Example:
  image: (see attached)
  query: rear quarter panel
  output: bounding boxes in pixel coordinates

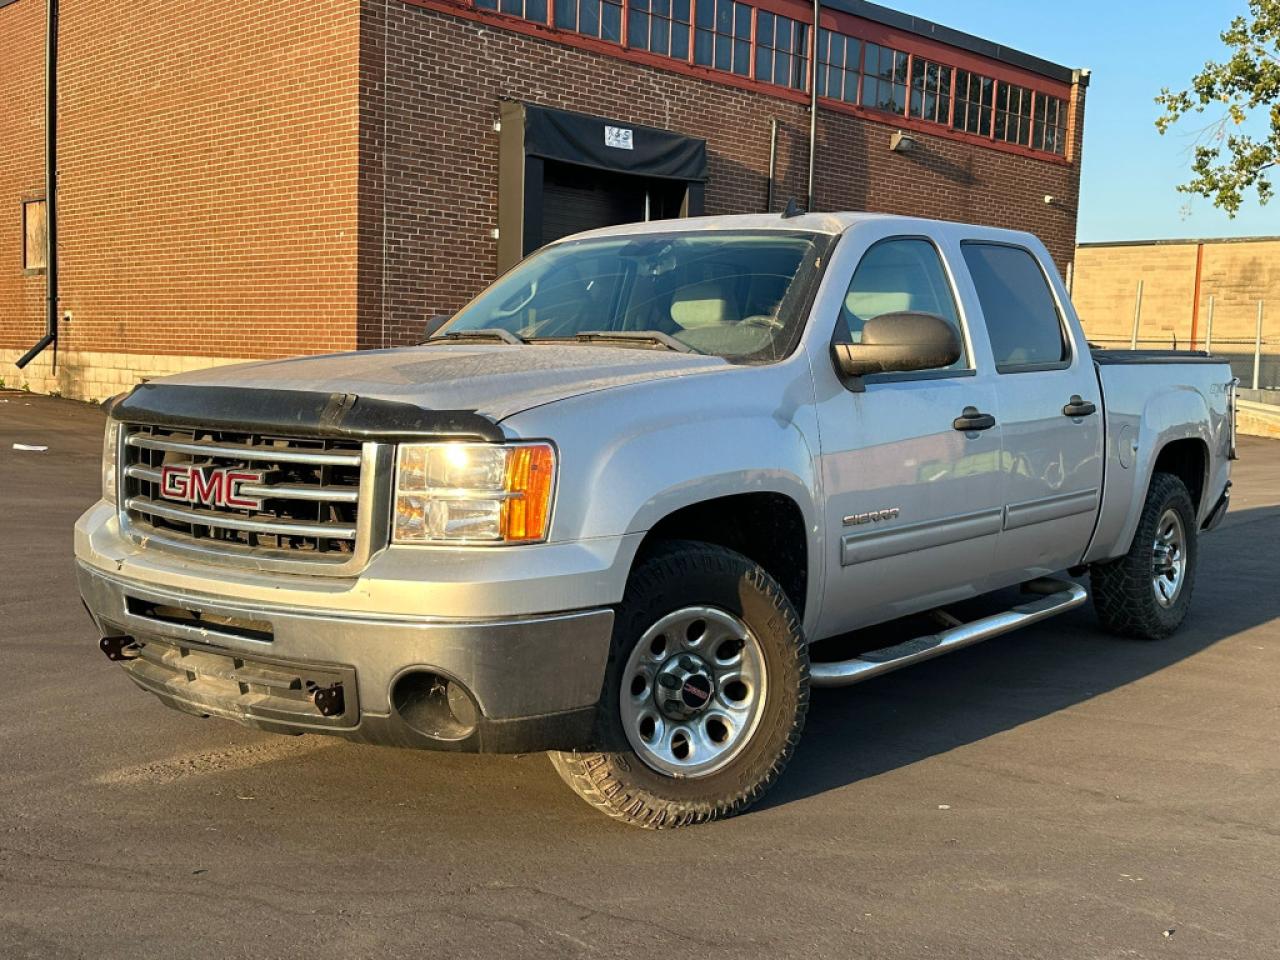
[1085,361,1233,563]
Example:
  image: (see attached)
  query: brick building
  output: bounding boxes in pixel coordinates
[1073,237,1280,390]
[2,0,1089,401]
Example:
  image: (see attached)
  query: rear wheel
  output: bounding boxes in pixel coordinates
[1091,472,1198,640]
[550,541,808,828]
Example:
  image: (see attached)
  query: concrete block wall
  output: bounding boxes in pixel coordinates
[1073,239,1280,354]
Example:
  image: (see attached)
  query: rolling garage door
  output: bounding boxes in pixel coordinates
[541,162,645,246]
[498,102,708,270]
[540,161,689,247]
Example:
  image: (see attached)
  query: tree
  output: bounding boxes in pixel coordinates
[1155,0,1280,216]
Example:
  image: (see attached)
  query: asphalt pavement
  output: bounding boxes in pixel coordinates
[2,394,1278,960]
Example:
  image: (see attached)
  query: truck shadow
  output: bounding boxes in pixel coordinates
[756,501,1280,813]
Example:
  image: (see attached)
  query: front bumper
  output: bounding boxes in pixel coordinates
[77,561,614,752]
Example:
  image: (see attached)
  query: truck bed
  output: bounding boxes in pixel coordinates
[1091,349,1224,365]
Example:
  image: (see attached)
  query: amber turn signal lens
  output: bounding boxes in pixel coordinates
[502,443,555,542]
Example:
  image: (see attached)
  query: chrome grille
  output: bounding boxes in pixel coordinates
[120,424,385,573]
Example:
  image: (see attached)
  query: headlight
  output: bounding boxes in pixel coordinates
[102,420,122,505]
[393,442,556,544]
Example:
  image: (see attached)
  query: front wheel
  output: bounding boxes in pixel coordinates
[550,541,809,829]
[1091,471,1199,640]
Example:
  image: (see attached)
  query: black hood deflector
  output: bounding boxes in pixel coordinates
[111,383,506,442]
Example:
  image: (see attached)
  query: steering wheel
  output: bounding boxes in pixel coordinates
[491,280,538,319]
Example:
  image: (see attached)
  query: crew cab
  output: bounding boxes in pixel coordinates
[76,213,1236,828]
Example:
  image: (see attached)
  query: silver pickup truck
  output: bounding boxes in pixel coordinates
[77,213,1236,828]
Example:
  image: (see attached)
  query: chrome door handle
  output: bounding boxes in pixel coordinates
[1063,395,1097,418]
[953,406,997,432]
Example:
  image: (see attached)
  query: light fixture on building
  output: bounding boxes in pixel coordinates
[889,131,917,154]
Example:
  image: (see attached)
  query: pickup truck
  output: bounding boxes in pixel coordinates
[76,213,1237,828]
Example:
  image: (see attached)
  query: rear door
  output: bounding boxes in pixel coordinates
[959,241,1104,584]
[812,233,1006,637]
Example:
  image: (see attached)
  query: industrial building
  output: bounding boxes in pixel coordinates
[2,0,1089,400]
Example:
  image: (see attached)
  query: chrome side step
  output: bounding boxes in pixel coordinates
[810,579,1089,688]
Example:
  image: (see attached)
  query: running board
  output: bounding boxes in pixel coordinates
[810,579,1089,688]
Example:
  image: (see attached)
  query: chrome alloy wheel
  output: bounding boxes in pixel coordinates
[1151,507,1187,608]
[619,606,767,779]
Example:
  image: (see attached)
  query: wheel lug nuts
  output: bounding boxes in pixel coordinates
[658,674,680,689]
[680,657,697,670]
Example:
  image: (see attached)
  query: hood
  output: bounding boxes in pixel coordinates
[158,343,730,421]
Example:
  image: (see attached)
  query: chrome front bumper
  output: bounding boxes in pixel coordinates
[77,562,614,752]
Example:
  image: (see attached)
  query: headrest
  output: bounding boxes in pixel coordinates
[844,290,912,319]
[670,281,740,329]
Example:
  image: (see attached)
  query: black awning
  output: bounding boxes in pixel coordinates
[519,103,708,182]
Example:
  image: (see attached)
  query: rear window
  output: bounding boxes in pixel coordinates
[961,242,1068,370]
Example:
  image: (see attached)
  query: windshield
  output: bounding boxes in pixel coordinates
[441,230,831,361]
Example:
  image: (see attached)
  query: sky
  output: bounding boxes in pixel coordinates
[893,0,1278,242]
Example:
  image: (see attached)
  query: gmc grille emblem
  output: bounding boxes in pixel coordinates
[159,464,265,511]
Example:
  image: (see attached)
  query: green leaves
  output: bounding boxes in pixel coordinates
[1154,0,1280,216]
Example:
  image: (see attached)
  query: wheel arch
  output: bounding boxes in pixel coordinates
[633,491,812,621]
[1151,437,1209,515]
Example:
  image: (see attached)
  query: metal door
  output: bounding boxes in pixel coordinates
[812,235,1007,638]
[959,240,1104,584]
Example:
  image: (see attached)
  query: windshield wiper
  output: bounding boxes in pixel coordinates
[534,331,695,353]
[426,328,526,345]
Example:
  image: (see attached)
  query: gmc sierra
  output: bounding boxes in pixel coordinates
[77,213,1236,828]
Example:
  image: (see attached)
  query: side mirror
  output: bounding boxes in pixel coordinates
[421,314,452,342]
[832,311,961,383]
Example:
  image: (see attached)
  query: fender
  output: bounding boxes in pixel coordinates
[501,359,826,632]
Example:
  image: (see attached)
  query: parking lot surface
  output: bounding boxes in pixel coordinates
[2,394,1279,960]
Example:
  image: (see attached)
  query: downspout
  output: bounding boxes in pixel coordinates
[806,0,818,212]
[16,0,59,371]
[766,118,778,212]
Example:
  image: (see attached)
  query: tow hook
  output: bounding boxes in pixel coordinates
[100,636,141,661]
[309,682,345,718]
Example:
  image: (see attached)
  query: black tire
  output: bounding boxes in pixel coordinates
[550,540,809,829]
[1091,472,1198,640]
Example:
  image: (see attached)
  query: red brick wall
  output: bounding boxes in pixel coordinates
[360,0,1085,348]
[5,0,363,368]
[0,0,48,362]
[6,0,1086,382]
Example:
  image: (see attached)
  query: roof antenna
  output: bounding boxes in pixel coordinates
[781,197,803,219]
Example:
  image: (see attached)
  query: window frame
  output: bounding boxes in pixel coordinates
[694,0,753,78]
[626,0,692,61]
[907,53,953,126]
[754,8,809,90]
[830,234,977,387]
[815,28,861,104]
[959,239,1075,375]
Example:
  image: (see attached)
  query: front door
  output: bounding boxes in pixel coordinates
[959,241,1104,584]
[813,236,1007,638]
